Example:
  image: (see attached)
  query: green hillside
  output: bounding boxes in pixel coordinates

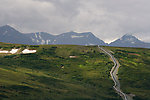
[1,42,150,100]
[105,46,150,100]
[0,43,121,100]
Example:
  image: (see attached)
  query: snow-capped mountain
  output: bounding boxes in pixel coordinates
[0,25,35,45]
[0,25,150,48]
[109,34,150,48]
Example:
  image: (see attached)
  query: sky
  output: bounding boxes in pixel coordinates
[0,0,150,43]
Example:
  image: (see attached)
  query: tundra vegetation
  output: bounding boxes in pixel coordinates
[105,46,150,100]
[0,42,149,100]
[0,43,121,100]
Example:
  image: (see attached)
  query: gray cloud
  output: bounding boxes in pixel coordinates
[0,0,150,43]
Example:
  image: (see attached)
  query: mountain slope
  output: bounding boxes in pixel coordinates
[26,31,106,45]
[109,34,150,48]
[25,32,55,45]
[0,25,35,45]
[52,31,106,45]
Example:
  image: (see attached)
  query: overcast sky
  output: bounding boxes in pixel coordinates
[0,0,150,43]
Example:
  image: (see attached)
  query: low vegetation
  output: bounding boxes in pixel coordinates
[1,42,149,100]
[0,43,121,100]
[105,46,150,100]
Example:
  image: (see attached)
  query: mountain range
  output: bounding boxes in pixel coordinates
[0,25,150,48]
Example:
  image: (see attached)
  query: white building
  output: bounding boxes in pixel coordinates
[22,49,37,54]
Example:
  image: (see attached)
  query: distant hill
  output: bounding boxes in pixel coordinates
[109,34,150,48]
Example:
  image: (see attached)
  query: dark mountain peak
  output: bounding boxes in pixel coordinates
[122,34,136,38]
[0,25,35,45]
[123,33,133,36]
[0,25,15,30]
[120,34,139,42]
[1,24,11,27]
[110,34,150,48]
[0,25,20,35]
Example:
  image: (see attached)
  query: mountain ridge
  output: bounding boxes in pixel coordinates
[0,25,149,48]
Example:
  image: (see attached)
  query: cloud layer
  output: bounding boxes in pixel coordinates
[0,0,150,43]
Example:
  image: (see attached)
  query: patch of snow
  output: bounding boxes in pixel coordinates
[41,40,45,44]
[85,44,88,46]
[38,33,42,39]
[22,49,36,54]
[46,40,51,44]
[0,50,9,53]
[10,49,19,54]
[46,40,48,44]
[69,56,77,58]
[89,43,96,45]
[35,33,38,38]
[52,40,56,43]
[131,42,135,44]
[36,40,39,43]
[71,35,85,38]
[31,38,35,42]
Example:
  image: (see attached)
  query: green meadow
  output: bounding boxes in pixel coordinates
[106,46,150,100]
[0,43,121,100]
[0,42,150,100]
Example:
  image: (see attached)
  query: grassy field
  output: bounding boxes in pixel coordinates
[105,46,150,100]
[0,43,121,100]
